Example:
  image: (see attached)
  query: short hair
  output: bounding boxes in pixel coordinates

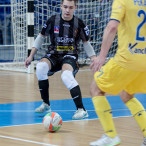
[61,0,78,6]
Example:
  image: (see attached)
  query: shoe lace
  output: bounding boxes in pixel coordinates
[39,103,49,110]
[74,108,83,114]
[74,110,79,114]
[40,103,45,109]
[99,134,111,144]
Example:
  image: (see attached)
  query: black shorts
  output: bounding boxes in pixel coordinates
[42,54,79,76]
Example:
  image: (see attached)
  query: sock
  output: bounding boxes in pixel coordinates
[126,97,146,137]
[38,79,50,105]
[70,85,85,110]
[92,96,117,138]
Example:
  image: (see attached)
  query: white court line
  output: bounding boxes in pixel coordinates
[79,69,90,71]
[0,109,131,112]
[0,115,132,128]
[0,135,58,146]
[0,68,90,76]
[0,74,27,76]
[49,69,91,72]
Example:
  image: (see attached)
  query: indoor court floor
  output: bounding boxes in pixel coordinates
[0,69,146,146]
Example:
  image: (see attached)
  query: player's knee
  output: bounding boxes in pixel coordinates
[120,90,133,103]
[61,70,78,90]
[36,62,49,80]
[90,82,104,97]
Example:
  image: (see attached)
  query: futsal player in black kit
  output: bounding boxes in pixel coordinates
[25,0,96,119]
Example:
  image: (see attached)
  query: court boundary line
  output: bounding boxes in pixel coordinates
[0,109,132,112]
[0,115,132,128]
[0,135,58,146]
[0,68,91,76]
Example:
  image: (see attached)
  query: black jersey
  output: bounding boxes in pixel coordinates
[41,14,90,55]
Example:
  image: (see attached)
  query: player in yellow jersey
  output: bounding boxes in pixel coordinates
[90,0,146,145]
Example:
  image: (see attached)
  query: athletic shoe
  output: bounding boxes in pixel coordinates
[90,134,121,146]
[142,137,146,146]
[35,102,51,113]
[72,108,89,120]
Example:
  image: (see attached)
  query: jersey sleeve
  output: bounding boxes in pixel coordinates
[79,19,90,42]
[41,16,54,36]
[110,0,126,22]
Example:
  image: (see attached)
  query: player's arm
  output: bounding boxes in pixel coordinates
[90,20,119,73]
[79,19,96,61]
[83,41,96,62]
[25,33,45,67]
[100,20,119,60]
[32,33,45,51]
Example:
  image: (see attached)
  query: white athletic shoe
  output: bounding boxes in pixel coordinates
[35,102,51,113]
[72,108,89,120]
[90,134,121,146]
[142,137,146,146]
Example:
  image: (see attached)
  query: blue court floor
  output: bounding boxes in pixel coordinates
[0,94,146,127]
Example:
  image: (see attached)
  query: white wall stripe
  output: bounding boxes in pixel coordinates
[27,13,34,25]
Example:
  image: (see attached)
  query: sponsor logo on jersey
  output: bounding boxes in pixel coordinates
[57,36,74,43]
[57,46,74,51]
[134,0,146,6]
[63,24,70,27]
[128,42,146,54]
[84,26,89,36]
[54,26,59,33]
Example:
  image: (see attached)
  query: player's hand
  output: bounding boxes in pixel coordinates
[90,55,96,63]
[25,57,33,68]
[90,56,105,73]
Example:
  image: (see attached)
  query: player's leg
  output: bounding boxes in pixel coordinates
[120,90,146,146]
[90,59,126,146]
[90,79,120,146]
[35,57,52,113]
[61,55,88,119]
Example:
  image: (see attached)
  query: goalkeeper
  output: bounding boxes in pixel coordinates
[25,0,96,120]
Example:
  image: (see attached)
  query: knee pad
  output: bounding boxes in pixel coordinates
[61,70,78,90]
[36,62,49,80]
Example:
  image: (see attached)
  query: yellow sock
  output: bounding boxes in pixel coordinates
[126,97,146,137]
[92,96,117,138]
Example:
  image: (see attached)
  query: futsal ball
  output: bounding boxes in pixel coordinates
[43,112,62,132]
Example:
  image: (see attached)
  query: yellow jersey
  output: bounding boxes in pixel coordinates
[110,0,146,71]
